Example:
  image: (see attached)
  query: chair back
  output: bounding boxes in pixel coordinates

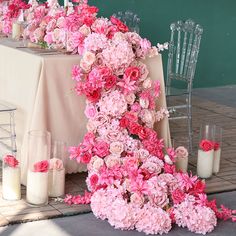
[113,11,140,33]
[166,19,203,90]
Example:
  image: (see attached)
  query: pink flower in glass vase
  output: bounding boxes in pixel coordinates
[93,141,110,158]
[49,158,64,170]
[199,139,214,152]
[3,155,19,168]
[213,142,220,151]
[33,160,49,172]
[176,146,188,159]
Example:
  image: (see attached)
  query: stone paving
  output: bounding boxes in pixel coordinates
[0,92,235,226]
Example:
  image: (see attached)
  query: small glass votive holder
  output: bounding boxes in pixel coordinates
[173,137,189,173]
[197,124,215,179]
[26,130,51,206]
[48,140,67,198]
[213,125,223,174]
[2,154,21,201]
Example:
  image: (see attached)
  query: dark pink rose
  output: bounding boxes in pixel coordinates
[124,66,141,81]
[80,152,92,164]
[93,141,110,158]
[3,155,19,168]
[110,16,129,32]
[86,89,101,103]
[33,160,49,172]
[199,139,214,152]
[89,174,99,190]
[104,75,117,90]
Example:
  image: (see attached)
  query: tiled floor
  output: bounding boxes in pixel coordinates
[0,87,235,226]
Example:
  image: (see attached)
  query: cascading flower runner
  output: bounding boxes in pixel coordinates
[0,0,235,234]
[63,1,236,235]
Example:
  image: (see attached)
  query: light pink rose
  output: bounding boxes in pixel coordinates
[141,109,155,125]
[109,141,124,155]
[49,158,64,170]
[56,16,65,28]
[93,157,104,171]
[86,120,97,133]
[105,154,121,168]
[85,104,97,119]
[134,148,150,161]
[80,60,91,72]
[125,93,136,105]
[83,51,96,66]
[33,28,45,43]
[175,146,188,158]
[142,78,152,89]
[79,24,91,36]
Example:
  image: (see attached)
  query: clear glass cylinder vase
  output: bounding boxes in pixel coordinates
[197,124,215,179]
[213,125,222,174]
[26,130,51,206]
[2,155,21,201]
[48,140,66,197]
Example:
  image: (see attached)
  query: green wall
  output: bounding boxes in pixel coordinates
[60,0,236,88]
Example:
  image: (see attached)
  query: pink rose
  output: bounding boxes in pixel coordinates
[175,146,188,158]
[104,75,117,90]
[142,78,152,89]
[92,157,104,171]
[79,24,91,36]
[86,89,101,103]
[3,155,19,168]
[49,158,64,170]
[93,141,110,158]
[105,154,121,168]
[56,17,65,28]
[171,189,186,204]
[89,173,99,190]
[33,160,49,172]
[125,93,136,105]
[124,66,140,81]
[80,60,91,72]
[109,142,124,155]
[80,152,92,164]
[199,140,214,152]
[110,16,129,33]
[85,104,97,119]
[83,51,96,66]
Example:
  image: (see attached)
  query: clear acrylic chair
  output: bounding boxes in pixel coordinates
[166,19,203,153]
[0,101,17,155]
[113,10,140,33]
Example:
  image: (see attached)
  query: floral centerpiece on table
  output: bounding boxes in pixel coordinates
[63,1,236,235]
[0,0,30,35]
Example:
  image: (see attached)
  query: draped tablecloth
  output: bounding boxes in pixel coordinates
[0,39,171,185]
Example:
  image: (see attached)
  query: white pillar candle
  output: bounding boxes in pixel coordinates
[12,22,22,40]
[213,148,221,174]
[2,167,21,200]
[26,170,48,206]
[175,156,188,173]
[197,149,214,178]
[48,168,65,197]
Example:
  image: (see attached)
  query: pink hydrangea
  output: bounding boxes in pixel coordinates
[135,202,172,235]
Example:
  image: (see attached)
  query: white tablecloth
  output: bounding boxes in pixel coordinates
[0,38,171,185]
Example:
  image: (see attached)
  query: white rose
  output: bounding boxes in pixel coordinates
[164,154,173,165]
[80,59,91,72]
[105,154,121,168]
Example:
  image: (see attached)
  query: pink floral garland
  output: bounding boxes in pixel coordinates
[0,0,235,234]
